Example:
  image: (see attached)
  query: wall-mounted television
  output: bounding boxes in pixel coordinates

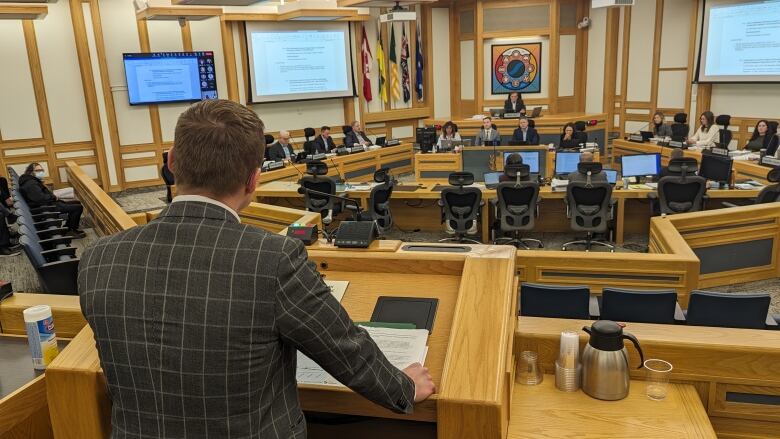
[123,51,218,105]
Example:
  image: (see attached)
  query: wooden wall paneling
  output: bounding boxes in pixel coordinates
[220,18,240,102]
[237,22,248,104]
[66,0,111,190]
[685,0,700,118]
[618,5,631,137]
[424,5,434,113]
[474,0,483,113]
[132,18,164,187]
[547,0,559,114]
[22,20,60,187]
[649,0,663,121]
[574,0,588,112]
[181,21,193,52]
[85,0,124,192]
[449,6,461,118]
[603,7,620,132]
[696,83,712,115]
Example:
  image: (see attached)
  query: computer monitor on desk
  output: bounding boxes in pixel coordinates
[504,151,539,174]
[554,152,580,176]
[604,169,618,184]
[699,153,733,185]
[621,153,661,179]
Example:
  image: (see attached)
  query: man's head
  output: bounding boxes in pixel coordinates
[168,99,264,211]
[580,151,595,163]
[518,117,529,129]
[351,120,361,132]
[278,130,291,145]
[482,117,492,130]
[670,148,684,160]
[321,126,330,137]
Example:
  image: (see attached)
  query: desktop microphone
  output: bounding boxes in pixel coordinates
[328,157,347,183]
[296,186,363,221]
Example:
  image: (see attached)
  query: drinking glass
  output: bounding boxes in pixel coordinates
[516,351,543,385]
[644,359,673,400]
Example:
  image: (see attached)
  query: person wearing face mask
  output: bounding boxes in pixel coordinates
[18,163,85,238]
[474,117,501,146]
[0,176,20,256]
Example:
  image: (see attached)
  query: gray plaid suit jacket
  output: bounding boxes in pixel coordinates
[79,200,415,439]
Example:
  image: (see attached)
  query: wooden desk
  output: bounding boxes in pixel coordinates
[256,143,414,185]
[425,113,609,152]
[508,377,715,438]
[0,293,85,338]
[516,316,780,439]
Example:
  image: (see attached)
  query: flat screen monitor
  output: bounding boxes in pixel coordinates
[699,153,733,182]
[483,172,502,186]
[604,169,618,184]
[555,152,581,175]
[504,151,539,173]
[621,154,661,178]
[123,52,218,105]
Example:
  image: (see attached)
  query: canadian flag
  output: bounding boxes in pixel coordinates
[361,26,373,103]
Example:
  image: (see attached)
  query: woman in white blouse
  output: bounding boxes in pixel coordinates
[687,111,720,149]
[436,121,462,152]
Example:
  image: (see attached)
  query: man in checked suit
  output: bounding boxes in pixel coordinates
[78,99,435,439]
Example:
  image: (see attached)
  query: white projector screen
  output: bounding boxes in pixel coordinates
[245,22,356,103]
[697,0,780,83]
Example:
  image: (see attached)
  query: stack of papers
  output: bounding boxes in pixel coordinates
[324,280,349,302]
[296,326,429,387]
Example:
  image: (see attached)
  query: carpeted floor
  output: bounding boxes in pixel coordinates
[2,179,779,315]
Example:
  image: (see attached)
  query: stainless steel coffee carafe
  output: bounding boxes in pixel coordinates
[581,320,644,401]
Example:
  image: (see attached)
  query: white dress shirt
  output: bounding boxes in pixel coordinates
[172,194,241,222]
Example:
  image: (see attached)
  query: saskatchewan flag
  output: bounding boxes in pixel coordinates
[389,24,401,101]
[376,24,387,104]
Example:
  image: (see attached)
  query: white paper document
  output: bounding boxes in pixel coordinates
[323,280,349,302]
[296,326,429,387]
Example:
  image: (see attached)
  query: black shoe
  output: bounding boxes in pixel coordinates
[0,246,21,256]
[67,229,87,239]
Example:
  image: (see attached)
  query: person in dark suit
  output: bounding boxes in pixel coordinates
[344,120,372,147]
[308,125,337,154]
[78,100,435,439]
[18,163,85,238]
[268,130,295,161]
[567,151,607,183]
[503,92,526,115]
[511,117,540,145]
[558,123,581,150]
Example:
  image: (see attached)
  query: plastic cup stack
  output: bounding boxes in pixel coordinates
[555,330,581,392]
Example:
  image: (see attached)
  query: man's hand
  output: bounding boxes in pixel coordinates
[403,362,436,403]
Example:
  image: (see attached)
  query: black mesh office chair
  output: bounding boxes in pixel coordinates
[161,151,174,203]
[671,113,689,142]
[562,163,614,252]
[298,161,340,225]
[766,121,779,157]
[685,291,771,329]
[493,164,543,249]
[600,288,680,324]
[655,158,706,214]
[302,127,316,155]
[263,134,274,162]
[360,168,394,234]
[519,283,594,319]
[574,121,588,145]
[724,167,780,207]
[439,172,482,244]
[716,114,733,147]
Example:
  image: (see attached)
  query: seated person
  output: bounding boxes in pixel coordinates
[687,111,720,149]
[567,151,607,183]
[0,177,20,256]
[436,121,462,151]
[511,117,540,145]
[268,130,295,162]
[500,153,531,182]
[474,117,501,146]
[344,120,373,147]
[19,163,85,238]
[659,148,684,178]
[652,111,673,138]
[559,123,581,150]
[744,120,779,153]
[503,92,526,114]
[309,125,337,154]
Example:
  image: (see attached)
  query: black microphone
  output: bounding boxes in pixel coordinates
[362,125,379,146]
[329,157,346,183]
[297,186,362,221]
[289,158,305,183]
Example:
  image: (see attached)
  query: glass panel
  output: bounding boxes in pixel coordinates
[483,5,550,32]
[459,9,474,35]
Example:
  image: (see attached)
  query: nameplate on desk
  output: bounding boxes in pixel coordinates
[503,113,522,119]
[657,141,670,147]
[348,146,366,154]
[760,156,780,167]
[385,138,401,147]
[264,161,284,170]
[310,153,326,160]
[628,134,644,143]
[712,148,730,156]
[668,141,684,148]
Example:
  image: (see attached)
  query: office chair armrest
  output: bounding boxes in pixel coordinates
[647,192,658,200]
[589,295,601,319]
[674,302,686,323]
[33,218,65,229]
[35,227,69,240]
[41,247,77,262]
[38,236,74,250]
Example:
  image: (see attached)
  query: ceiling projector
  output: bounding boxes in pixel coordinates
[380,2,416,23]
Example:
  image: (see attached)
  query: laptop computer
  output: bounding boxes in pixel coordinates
[640,131,654,141]
[604,169,618,185]
[529,107,542,118]
[375,136,386,147]
[490,108,506,119]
